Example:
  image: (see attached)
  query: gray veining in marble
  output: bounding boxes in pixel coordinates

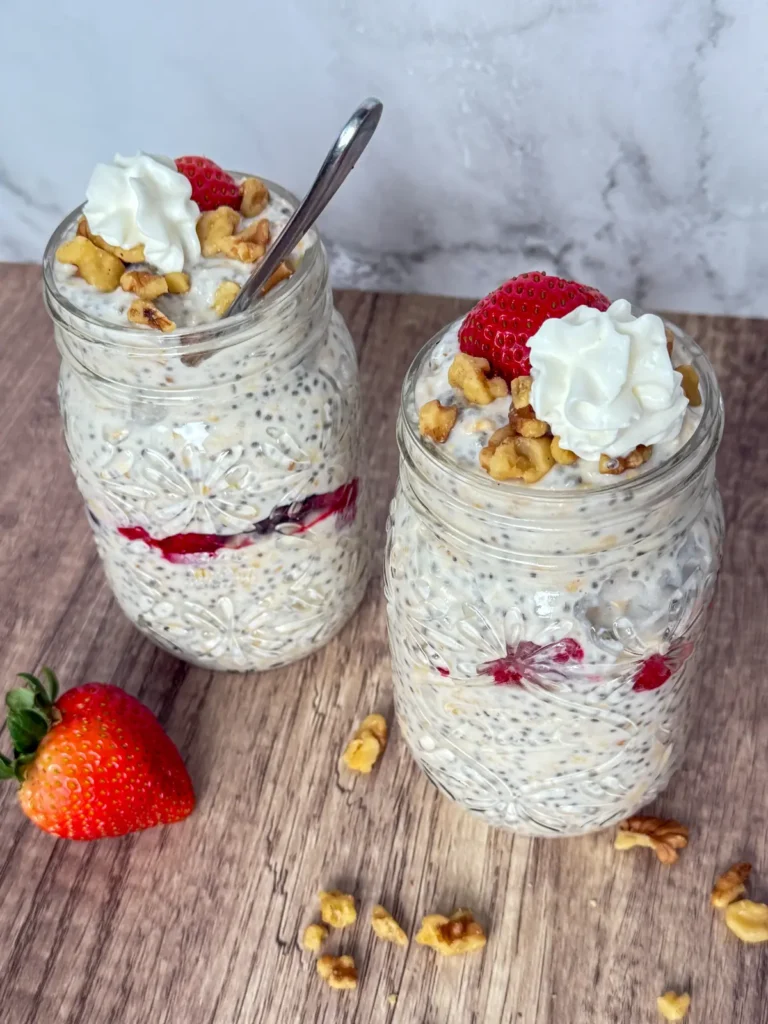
[3,0,768,315]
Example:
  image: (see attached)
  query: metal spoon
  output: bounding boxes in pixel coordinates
[226,97,383,317]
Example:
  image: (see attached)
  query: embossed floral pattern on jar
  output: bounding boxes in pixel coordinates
[385,315,724,837]
[44,181,370,672]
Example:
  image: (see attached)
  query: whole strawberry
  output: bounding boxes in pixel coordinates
[175,155,241,212]
[0,669,195,840]
[459,271,611,381]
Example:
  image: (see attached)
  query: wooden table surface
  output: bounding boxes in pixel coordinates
[0,264,766,1024]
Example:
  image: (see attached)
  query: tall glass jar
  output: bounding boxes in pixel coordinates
[385,317,724,837]
[43,185,370,672]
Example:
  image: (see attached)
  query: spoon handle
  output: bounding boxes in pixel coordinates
[226,97,383,316]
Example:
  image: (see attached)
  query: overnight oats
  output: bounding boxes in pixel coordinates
[43,153,369,671]
[385,272,724,836]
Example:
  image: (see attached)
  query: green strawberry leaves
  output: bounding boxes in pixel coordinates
[1,668,60,784]
[17,668,59,707]
[7,709,49,756]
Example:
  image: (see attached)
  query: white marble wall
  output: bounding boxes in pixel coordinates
[3,0,768,315]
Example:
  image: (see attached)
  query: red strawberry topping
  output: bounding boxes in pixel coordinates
[458,271,611,381]
[117,480,358,564]
[175,156,241,212]
[480,638,584,686]
[632,654,671,692]
[632,640,694,693]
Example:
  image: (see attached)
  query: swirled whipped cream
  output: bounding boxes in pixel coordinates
[528,299,689,460]
[83,153,201,274]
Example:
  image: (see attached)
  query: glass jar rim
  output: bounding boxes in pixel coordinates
[42,175,322,358]
[398,311,724,507]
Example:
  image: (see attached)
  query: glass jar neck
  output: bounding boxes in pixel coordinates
[396,319,724,566]
[43,205,331,392]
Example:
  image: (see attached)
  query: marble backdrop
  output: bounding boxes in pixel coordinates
[3,0,767,315]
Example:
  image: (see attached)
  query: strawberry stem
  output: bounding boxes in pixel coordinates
[1,668,60,783]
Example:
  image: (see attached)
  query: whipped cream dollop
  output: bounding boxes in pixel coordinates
[528,299,689,461]
[83,153,201,274]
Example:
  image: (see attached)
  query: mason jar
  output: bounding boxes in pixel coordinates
[43,184,370,672]
[385,316,724,837]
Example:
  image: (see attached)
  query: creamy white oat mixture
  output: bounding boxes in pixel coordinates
[48,155,368,671]
[386,311,723,836]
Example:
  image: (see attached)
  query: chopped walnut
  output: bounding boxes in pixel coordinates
[215,235,265,263]
[516,436,556,480]
[483,436,555,484]
[256,218,271,245]
[262,261,295,294]
[164,271,191,294]
[657,991,691,1021]
[665,326,675,358]
[371,905,408,946]
[599,454,624,475]
[479,422,519,474]
[628,445,653,467]
[676,364,702,407]
[127,299,175,332]
[56,236,124,292]
[614,816,688,865]
[120,270,168,301]
[319,890,357,929]
[714,863,751,908]
[551,436,578,465]
[359,713,387,750]
[509,404,549,438]
[599,445,652,475]
[342,731,380,773]
[510,375,532,410]
[211,281,240,317]
[419,400,458,443]
[77,216,145,263]
[724,899,768,942]
[342,713,387,773]
[488,376,508,399]
[711,862,751,909]
[488,424,515,448]
[415,909,486,956]
[237,217,271,246]
[196,206,241,257]
[317,954,358,990]
[448,353,500,405]
[302,923,329,952]
[240,176,270,217]
[482,440,522,480]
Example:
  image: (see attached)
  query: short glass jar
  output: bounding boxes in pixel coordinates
[385,316,724,837]
[43,182,370,672]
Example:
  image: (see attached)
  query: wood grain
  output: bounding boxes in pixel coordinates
[0,264,766,1024]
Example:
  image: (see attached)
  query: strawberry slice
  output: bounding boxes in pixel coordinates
[175,155,241,212]
[459,271,610,381]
